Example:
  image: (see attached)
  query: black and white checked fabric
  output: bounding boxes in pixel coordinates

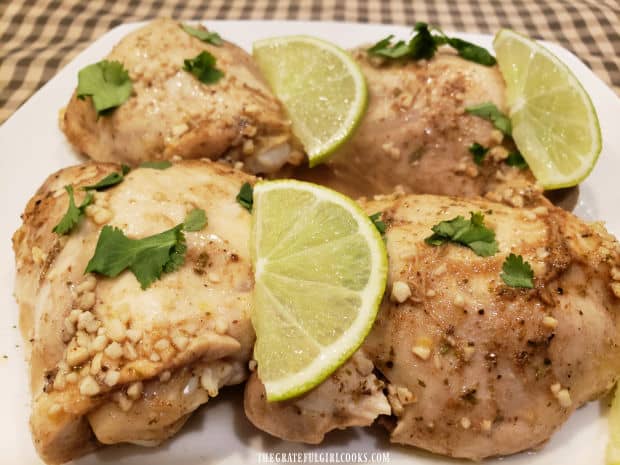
[1,0,619,123]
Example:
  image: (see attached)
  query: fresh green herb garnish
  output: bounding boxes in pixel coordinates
[236,182,253,212]
[368,22,495,66]
[444,37,496,66]
[469,142,489,165]
[506,151,528,169]
[181,24,223,45]
[501,253,534,288]
[425,211,498,257]
[83,165,130,191]
[369,212,386,235]
[183,208,208,232]
[85,225,185,289]
[183,51,224,84]
[84,209,206,289]
[139,160,172,170]
[466,102,512,135]
[77,60,133,114]
[367,35,401,57]
[368,23,438,60]
[53,185,94,235]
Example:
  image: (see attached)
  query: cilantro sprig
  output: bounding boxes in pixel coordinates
[506,151,528,169]
[466,102,512,135]
[184,208,208,231]
[501,253,534,288]
[368,22,496,66]
[368,23,438,60]
[425,211,498,257]
[183,51,224,84]
[236,183,253,212]
[181,24,223,45]
[53,185,94,235]
[85,208,207,289]
[83,165,130,191]
[77,60,133,115]
[445,37,496,66]
[369,212,386,235]
[469,142,489,165]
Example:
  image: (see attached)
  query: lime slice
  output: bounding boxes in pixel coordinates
[608,384,620,465]
[253,36,367,167]
[251,180,387,401]
[493,29,601,189]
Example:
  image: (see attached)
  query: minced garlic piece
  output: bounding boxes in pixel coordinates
[557,389,572,408]
[542,316,558,329]
[391,281,412,303]
[412,345,431,360]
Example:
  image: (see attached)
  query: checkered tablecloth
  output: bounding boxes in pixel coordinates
[1,0,619,124]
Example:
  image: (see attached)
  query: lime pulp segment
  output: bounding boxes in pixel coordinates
[251,180,387,401]
[493,29,601,189]
[253,36,368,167]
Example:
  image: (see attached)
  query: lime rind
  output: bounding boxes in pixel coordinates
[251,180,387,401]
[493,28,601,189]
[253,35,368,168]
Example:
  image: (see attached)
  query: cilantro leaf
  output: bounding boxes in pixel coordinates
[85,208,208,289]
[506,151,528,169]
[83,172,123,191]
[367,35,397,56]
[425,211,498,257]
[501,253,534,288]
[183,51,224,85]
[369,212,386,235]
[466,102,512,135]
[83,165,130,191]
[446,37,496,66]
[236,182,253,212]
[409,22,442,59]
[184,208,207,232]
[139,160,172,170]
[85,224,186,289]
[368,23,495,66]
[469,142,489,165]
[77,60,133,114]
[181,24,223,45]
[53,185,94,235]
[368,23,438,60]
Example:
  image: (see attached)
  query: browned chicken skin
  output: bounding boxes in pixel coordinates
[245,193,620,459]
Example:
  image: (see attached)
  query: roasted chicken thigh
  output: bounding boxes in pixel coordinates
[13,160,254,463]
[293,49,538,204]
[245,193,620,459]
[61,18,300,173]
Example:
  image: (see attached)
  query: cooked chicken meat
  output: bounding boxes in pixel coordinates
[245,193,620,459]
[61,18,301,173]
[13,160,255,464]
[245,351,390,443]
[293,49,538,204]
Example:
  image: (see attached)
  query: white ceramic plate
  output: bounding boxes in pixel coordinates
[1,20,619,465]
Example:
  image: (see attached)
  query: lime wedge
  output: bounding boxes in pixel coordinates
[251,180,387,401]
[608,384,620,465]
[253,36,367,167]
[493,29,601,189]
